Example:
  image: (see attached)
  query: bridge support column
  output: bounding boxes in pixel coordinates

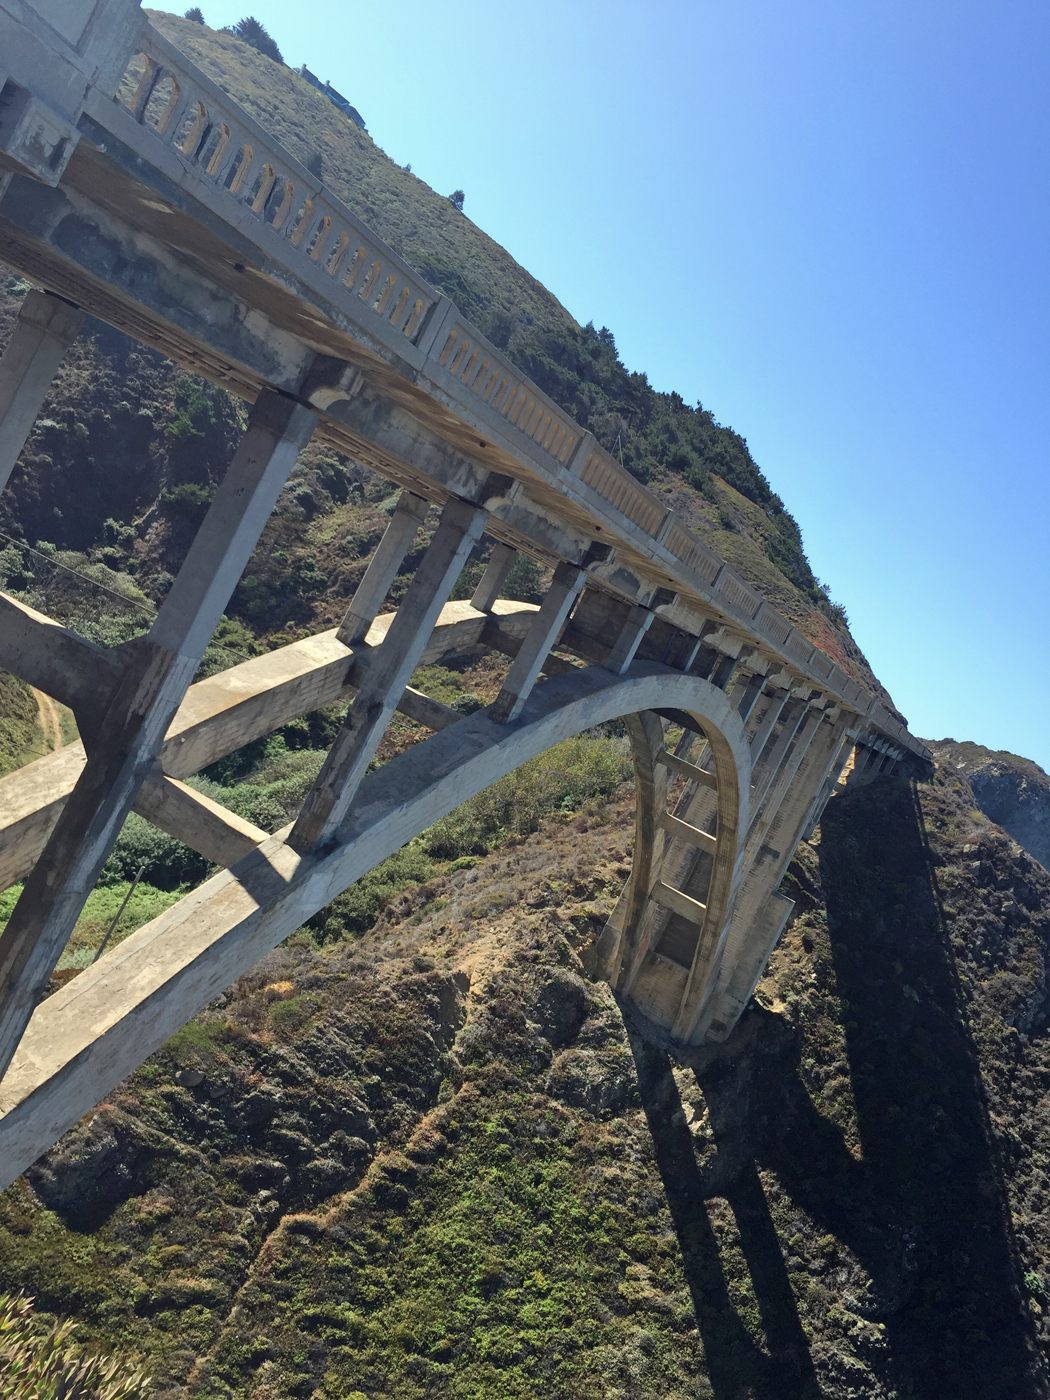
[470,541,518,613]
[728,669,767,722]
[749,699,807,809]
[289,496,488,851]
[490,561,585,723]
[0,391,317,1080]
[800,730,856,841]
[336,490,430,645]
[604,710,668,987]
[605,604,656,675]
[0,290,84,494]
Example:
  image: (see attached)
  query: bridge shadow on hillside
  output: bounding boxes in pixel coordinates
[629,776,1045,1400]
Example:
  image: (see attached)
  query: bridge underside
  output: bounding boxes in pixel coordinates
[0,576,869,1191]
[0,0,927,1189]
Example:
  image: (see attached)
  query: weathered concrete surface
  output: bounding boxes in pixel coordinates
[290,497,488,851]
[0,392,318,1078]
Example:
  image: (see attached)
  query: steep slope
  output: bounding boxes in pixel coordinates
[4,755,1050,1398]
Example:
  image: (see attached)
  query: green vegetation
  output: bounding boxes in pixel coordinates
[307,732,632,942]
[225,16,282,65]
[0,667,39,777]
[1,758,1049,1395]
[423,734,632,858]
[490,317,822,598]
[0,1292,150,1399]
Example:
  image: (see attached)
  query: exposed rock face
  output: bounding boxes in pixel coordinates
[928,739,1050,870]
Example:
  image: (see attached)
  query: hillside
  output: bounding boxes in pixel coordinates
[3,755,1050,1397]
[147,10,882,693]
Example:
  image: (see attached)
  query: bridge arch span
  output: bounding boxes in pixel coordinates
[0,661,749,1189]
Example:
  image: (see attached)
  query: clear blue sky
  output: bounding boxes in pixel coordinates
[199,0,1050,768]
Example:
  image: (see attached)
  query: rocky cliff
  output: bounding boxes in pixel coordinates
[929,740,1050,873]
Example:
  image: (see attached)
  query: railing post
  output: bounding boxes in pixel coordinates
[0,291,84,495]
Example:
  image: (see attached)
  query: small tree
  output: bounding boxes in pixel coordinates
[0,1293,151,1399]
[448,189,465,212]
[183,6,205,21]
[229,16,284,64]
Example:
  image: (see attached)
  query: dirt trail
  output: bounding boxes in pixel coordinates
[31,688,63,752]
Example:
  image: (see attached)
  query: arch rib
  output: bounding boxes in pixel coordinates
[0,661,749,1191]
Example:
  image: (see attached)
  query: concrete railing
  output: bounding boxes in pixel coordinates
[96,21,928,765]
[114,28,437,345]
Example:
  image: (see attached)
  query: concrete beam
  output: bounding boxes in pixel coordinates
[135,770,269,868]
[655,747,718,791]
[490,561,586,723]
[336,490,429,645]
[0,599,541,892]
[0,391,317,1079]
[396,686,462,732]
[698,714,849,1041]
[602,710,668,990]
[605,604,656,676]
[658,810,718,852]
[749,700,807,811]
[747,689,789,766]
[0,590,123,722]
[470,541,518,613]
[651,880,707,923]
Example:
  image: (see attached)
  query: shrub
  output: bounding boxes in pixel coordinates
[100,813,210,891]
[270,995,312,1034]
[159,482,213,516]
[165,379,218,443]
[0,1291,150,1399]
[502,553,544,603]
[305,844,436,942]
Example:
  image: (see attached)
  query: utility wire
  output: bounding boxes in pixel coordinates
[0,527,156,616]
[92,863,148,964]
[0,529,257,668]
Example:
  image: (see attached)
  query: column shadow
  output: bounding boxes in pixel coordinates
[663,776,1046,1400]
[629,1030,821,1400]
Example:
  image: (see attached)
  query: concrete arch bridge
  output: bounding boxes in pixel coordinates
[0,0,931,1188]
